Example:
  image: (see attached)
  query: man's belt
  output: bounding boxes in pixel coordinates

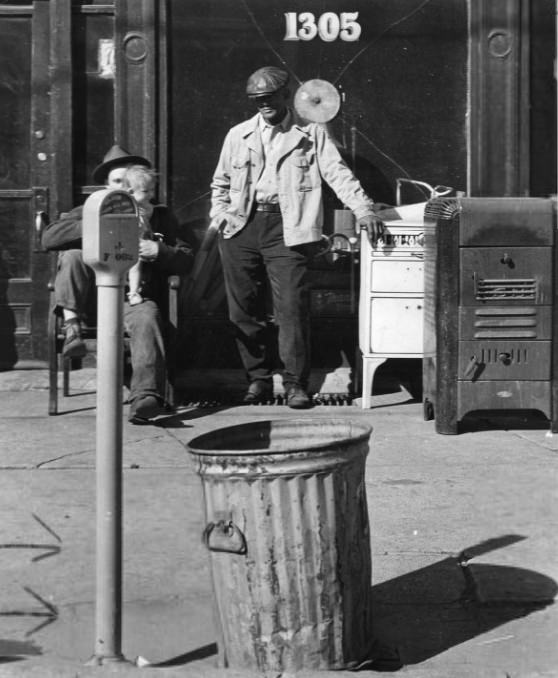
[255,202,281,213]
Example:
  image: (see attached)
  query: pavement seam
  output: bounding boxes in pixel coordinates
[161,428,189,448]
[509,430,558,453]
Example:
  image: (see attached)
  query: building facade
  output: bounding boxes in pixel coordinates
[0,0,554,371]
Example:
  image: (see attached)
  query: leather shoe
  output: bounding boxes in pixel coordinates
[128,395,166,424]
[285,385,311,409]
[243,380,273,404]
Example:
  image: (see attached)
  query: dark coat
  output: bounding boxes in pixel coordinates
[42,203,194,306]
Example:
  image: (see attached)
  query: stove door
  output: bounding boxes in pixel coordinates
[458,340,551,381]
[460,247,553,306]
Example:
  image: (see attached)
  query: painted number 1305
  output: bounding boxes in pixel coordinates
[284,12,361,42]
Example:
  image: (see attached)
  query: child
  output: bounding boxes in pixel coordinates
[122,165,158,305]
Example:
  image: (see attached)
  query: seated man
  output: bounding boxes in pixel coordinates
[42,145,194,424]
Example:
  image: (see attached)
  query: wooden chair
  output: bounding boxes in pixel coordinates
[47,274,181,415]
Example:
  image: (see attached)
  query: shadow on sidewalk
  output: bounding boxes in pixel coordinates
[0,639,42,664]
[156,404,233,428]
[146,535,556,672]
[154,642,218,667]
[371,534,557,666]
[459,409,552,433]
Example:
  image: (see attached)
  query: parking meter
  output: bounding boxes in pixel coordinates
[82,188,139,665]
[83,189,138,284]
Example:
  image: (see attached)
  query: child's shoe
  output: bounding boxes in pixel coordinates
[127,292,144,306]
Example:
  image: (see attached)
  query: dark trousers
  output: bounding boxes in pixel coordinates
[219,212,312,388]
[54,249,167,404]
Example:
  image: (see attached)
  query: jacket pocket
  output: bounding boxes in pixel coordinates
[290,154,313,192]
[231,153,252,191]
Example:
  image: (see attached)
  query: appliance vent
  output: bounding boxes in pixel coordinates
[476,278,537,301]
[480,347,529,364]
[472,307,538,339]
[424,197,460,221]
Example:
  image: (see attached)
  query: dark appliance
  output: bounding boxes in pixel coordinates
[423,197,558,434]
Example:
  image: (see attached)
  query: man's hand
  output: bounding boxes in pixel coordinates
[222,213,244,232]
[139,239,159,261]
[357,214,385,242]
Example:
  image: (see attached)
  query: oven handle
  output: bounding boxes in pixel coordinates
[463,356,480,380]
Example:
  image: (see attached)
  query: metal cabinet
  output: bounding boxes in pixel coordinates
[422,197,558,434]
[358,220,424,408]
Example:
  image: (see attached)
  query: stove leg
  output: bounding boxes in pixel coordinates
[361,357,387,409]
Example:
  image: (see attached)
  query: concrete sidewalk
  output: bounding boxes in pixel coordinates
[0,368,557,678]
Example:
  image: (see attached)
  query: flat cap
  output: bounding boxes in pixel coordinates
[246,67,289,97]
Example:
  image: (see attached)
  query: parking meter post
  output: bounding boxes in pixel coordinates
[94,281,125,662]
[82,189,138,665]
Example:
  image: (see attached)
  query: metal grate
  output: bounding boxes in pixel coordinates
[177,392,355,408]
[475,278,537,301]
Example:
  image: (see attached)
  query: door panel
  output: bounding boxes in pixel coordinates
[369,298,423,354]
[0,4,50,367]
[72,6,115,193]
[0,1,160,367]
[371,259,423,293]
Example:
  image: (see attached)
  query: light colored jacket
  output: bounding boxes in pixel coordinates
[210,111,375,246]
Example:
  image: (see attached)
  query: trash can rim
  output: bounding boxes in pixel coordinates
[186,417,372,456]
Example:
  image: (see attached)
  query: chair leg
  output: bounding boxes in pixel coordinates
[48,310,59,416]
[63,357,71,397]
[48,352,59,416]
[165,275,180,409]
[165,379,175,410]
[164,332,176,409]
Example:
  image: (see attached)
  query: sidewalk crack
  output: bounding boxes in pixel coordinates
[34,449,92,468]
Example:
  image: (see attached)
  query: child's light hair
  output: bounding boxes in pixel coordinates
[122,165,158,191]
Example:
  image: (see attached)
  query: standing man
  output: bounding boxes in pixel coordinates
[210,66,383,408]
[42,145,194,424]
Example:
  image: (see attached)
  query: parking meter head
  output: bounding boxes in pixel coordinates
[82,189,139,284]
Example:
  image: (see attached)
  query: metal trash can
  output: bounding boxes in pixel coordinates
[187,418,373,673]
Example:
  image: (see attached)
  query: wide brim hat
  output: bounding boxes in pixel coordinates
[92,144,151,184]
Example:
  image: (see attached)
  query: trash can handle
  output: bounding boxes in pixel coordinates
[203,520,247,555]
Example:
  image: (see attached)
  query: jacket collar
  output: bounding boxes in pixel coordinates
[242,110,311,158]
